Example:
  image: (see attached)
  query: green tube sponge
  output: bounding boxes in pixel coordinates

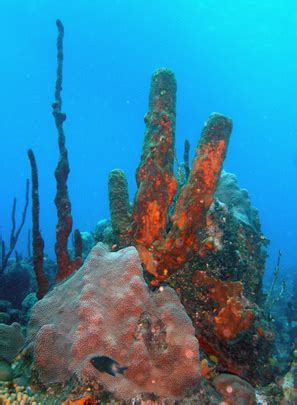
[108,169,131,246]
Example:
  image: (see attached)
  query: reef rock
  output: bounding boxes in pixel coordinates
[213,373,256,405]
[0,322,24,363]
[26,243,200,400]
[215,170,260,231]
[0,359,13,382]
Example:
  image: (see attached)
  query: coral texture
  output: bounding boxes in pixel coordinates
[26,243,200,400]
[0,322,24,363]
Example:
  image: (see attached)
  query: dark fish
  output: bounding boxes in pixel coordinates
[90,355,128,377]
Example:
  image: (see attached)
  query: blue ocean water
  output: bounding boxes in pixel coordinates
[0,0,296,285]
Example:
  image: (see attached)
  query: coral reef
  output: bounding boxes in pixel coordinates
[26,243,200,401]
[101,68,271,384]
[1,19,289,404]
[167,196,272,384]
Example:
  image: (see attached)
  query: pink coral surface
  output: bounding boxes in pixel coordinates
[27,243,199,400]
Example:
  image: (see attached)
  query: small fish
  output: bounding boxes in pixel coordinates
[90,356,128,377]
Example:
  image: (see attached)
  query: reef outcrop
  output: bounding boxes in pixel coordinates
[0,18,287,403]
[26,243,200,401]
[0,322,24,363]
[213,373,256,405]
[106,68,271,385]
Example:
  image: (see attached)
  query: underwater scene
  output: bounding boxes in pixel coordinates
[0,1,296,404]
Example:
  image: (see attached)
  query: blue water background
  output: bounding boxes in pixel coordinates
[0,0,296,284]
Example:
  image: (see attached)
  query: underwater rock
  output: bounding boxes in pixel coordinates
[42,256,58,289]
[26,243,200,401]
[0,300,12,313]
[0,261,33,308]
[0,322,24,363]
[0,313,10,324]
[215,170,261,231]
[213,373,256,405]
[79,231,96,259]
[199,193,268,301]
[0,360,13,382]
[21,293,38,324]
[279,350,297,405]
[22,293,38,312]
[166,179,272,384]
[7,309,21,323]
[94,219,115,246]
[0,300,21,324]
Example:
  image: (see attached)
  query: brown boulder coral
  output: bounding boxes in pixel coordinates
[26,243,200,401]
